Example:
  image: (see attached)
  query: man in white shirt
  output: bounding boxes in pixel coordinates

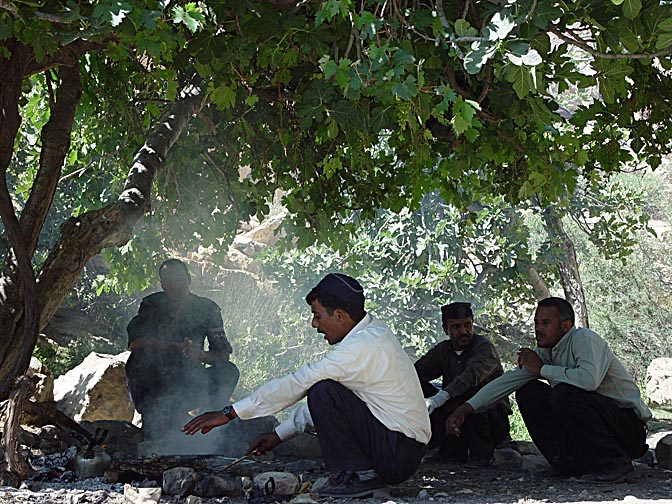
[183,273,430,498]
[446,297,650,483]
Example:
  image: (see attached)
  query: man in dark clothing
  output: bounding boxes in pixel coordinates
[125,259,239,441]
[415,302,510,464]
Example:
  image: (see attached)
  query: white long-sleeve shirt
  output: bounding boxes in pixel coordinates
[467,326,651,422]
[234,314,431,443]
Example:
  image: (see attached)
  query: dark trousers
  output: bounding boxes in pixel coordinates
[515,380,647,475]
[307,380,426,484]
[421,382,509,461]
[429,401,509,461]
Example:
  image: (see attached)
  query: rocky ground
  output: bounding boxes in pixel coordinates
[1,448,671,504]
[0,455,671,504]
[1,418,671,504]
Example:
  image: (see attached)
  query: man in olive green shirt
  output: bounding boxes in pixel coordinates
[447,297,650,483]
[415,302,509,464]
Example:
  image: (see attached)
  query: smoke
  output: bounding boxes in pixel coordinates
[127,244,324,457]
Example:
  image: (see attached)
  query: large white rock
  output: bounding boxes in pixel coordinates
[646,357,672,410]
[54,352,134,422]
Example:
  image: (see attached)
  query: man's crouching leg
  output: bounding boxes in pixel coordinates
[307,380,425,497]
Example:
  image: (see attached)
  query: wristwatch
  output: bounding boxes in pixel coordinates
[222,405,235,420]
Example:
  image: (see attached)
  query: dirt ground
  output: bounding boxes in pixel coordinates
[1,419,671,504]
[391,457,672,503]
[1,450,671,504]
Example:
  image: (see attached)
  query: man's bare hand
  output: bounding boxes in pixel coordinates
[182,338,203,362]
[246,432,282,455]
[517,348,543,376]
[182,411,229,435]
[446,403,474,437]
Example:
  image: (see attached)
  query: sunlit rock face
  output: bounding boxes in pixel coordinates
[54,352,134,423]
[647,358,672,410]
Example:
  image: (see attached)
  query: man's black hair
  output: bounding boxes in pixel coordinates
[159,258,190,278]
[538,297,575,324]
[305,273,366,323]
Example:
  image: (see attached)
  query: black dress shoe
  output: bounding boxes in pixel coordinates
[317,472,386,498]
[579,462,634,483]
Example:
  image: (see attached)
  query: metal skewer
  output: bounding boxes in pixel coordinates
[220,452,257,471]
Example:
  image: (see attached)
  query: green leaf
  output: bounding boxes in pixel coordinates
[504,64,538,98]
[209,83,236,110]
[506,41,531,56]
[532,0,562,29]
[594,59,632,103]
[451,97,479,137]
[455,19,476,37]
[527,97,554,125]
[172,4,205,33]
[521,49,542,66]
[622,0,642,20]
[618,27,641,52]
[464,41,497,74]
[508,48,542,66]
[371,106,394,131]
[656,33,672,50]
[0,14,13,40]
[315,0,352,27]
[93,0,132,27]
[322,58,338,79]
[487,12,516,41]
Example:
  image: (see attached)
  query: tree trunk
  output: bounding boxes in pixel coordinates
[0,50,205,399]
[0,40,40,402]
[542,208,589,328]
[1,376,37,481]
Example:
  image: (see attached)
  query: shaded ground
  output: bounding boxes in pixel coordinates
[1,456,671,504]
[1,419,671,503]
[393,458,672,503]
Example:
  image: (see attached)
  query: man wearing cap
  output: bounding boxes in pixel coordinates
[183,273,430,498]
[447,297,650,483]
[414,302,510,465]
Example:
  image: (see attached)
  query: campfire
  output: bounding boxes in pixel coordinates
[0,376,324,502]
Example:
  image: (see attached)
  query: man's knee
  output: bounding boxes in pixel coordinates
[225,361,240,385]
[308,380,352,414]
[307,379,340,401]
[515,379,546,406]
[549,383,585,410]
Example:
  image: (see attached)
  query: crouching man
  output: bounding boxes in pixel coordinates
[415,302,510,465]
[183,273,430,498]
[447,297,650,483]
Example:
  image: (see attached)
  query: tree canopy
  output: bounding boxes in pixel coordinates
[1,0,672,398]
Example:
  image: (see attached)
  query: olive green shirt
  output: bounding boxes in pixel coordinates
[467,326,651,422]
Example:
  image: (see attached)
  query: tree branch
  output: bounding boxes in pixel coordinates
[550,28,672,60]
[24,39,105,77]
[36,89,206,325]
[20,64,82,256]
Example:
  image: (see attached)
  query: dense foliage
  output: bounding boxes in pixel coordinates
[2,0,672,398]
